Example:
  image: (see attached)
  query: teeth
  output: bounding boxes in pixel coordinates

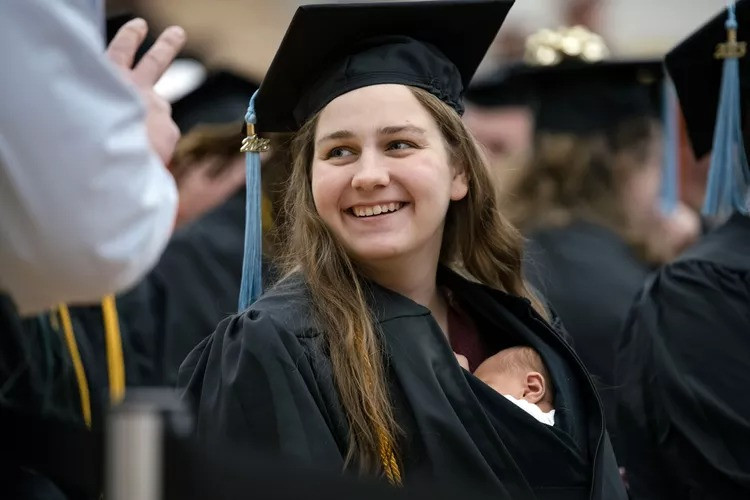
[351,202,403,217]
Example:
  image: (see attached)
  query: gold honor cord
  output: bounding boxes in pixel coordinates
[58,304,92,428]
[58,295,126,428]
[378,431,402,485]
[101,295,125,404]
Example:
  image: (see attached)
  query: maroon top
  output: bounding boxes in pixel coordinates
[446,294,493,372]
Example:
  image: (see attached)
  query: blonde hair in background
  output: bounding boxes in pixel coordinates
[505,116,661,252]
[277,86,548,478]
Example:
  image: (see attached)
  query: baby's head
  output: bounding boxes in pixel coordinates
[474,346,555,412]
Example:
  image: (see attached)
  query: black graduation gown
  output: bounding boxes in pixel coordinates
[0,296,81,422]
[66,303,154,391]
[614,213,750,500]
[0,296,93,499]
[179,268,626,500]
[0,298,147,428]
[117,188,248,386]
[524,220,651,453]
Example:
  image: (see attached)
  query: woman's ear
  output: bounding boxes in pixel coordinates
[523,371,546,404]
[450,163,469,201]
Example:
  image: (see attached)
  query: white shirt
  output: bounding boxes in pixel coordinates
[503,395,556,426]
[0,0,178,315]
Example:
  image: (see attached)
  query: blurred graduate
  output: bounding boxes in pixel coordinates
[615,1,750,498]
[114,1,293,385]
[463,63,536,200]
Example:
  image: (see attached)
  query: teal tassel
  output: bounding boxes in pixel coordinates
[660,77,680,214]
[238,91,264,311]
[703,3,750,217]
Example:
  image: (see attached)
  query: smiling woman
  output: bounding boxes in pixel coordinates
[178,2,626,499]
[310,84,467,266]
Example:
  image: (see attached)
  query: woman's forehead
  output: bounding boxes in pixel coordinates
[315,84,437,137]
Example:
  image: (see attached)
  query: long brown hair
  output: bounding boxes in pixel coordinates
[506,117,661,236]
[277,86,547,477]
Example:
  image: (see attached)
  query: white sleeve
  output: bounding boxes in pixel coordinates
[0,0,178,315]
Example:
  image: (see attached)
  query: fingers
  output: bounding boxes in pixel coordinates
[106,18,149,70]
[455,353,470,371]
[132,26,187,87]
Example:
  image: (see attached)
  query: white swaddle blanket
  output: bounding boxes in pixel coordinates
[503,395,556,426]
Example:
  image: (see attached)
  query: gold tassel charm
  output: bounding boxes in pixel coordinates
[240,123,271,153]
[715,24,747,60]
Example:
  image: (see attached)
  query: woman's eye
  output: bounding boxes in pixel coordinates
[326,147,354,159]
[386,141,414,151]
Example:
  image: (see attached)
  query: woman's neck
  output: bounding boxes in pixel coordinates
[363,256,450,335]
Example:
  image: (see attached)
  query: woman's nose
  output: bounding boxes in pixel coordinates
[351,151,390,191]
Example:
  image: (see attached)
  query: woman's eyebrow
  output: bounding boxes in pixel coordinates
[316,125,426,147]
[378,125,427,136]
[316,129,354,146]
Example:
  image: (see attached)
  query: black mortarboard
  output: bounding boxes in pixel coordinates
[529,60,664,135]
[665,0,750,160]
[667,1,750,217]
[172,71,260,132]
[464,63,537,108]
[253,0,515,133]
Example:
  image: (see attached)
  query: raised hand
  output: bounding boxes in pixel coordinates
[107,18,187,164]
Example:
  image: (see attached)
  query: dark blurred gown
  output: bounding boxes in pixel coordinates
[0,296,110,499]
[615,212,750,499]
[523,219,652,457]
[117,188,249,386]
[0,186,251,498]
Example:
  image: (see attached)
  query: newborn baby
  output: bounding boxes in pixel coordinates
[457,346,556,425]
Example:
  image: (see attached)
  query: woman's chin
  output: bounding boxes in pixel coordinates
[345,241,409,264]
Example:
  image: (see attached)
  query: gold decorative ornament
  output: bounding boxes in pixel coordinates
[240,123,271,153]
[524,25,610,67]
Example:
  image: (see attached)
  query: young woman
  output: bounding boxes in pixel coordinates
[616,2,750,498]
[179,2,625,499]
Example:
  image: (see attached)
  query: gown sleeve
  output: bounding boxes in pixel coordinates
[615,259,750,499]
[177,308,346,469]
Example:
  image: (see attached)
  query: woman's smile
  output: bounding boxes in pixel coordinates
[311,84,465,263]
[346,202,408,218]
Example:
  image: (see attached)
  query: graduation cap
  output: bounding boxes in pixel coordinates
[464,63,537,109]
[172,71,259,132]
[524,59,679,213]
[666,0,750,217]
[252,0,514,133]
[529,59,664,135]
[512,27,676,212]
[494,25,661,135]
[237,0,514,310]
